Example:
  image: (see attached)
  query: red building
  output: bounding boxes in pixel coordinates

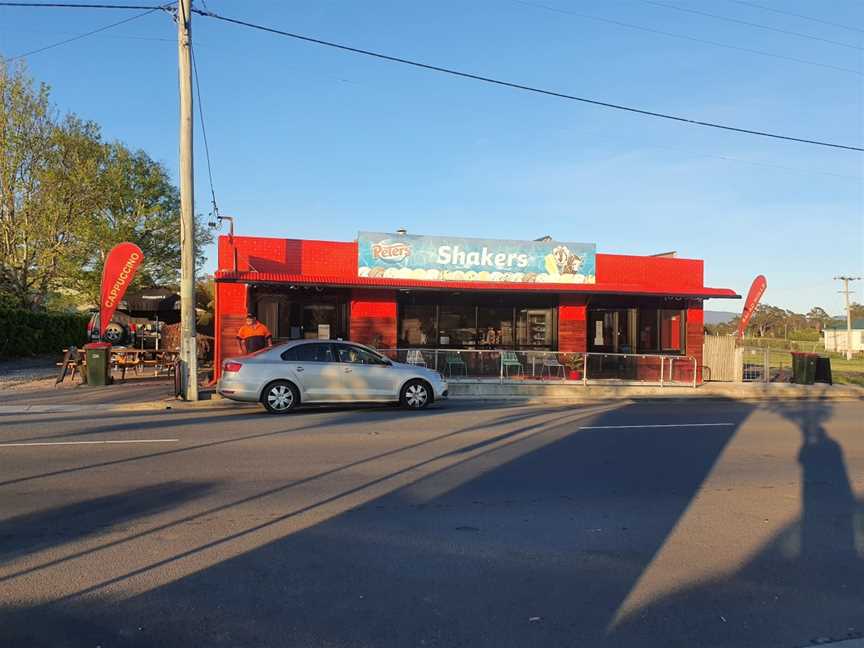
[213,232,738,384]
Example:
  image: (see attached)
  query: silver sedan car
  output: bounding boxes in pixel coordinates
[218,340,448,413]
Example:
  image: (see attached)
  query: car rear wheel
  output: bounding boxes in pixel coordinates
[103,321,127,344]
[400,379,431,410]
[262,380,299,414]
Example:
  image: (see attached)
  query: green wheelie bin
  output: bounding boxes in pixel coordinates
[83,342,112,386]
[791,351,817,385]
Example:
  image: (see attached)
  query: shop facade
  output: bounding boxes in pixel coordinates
[213,232,738,384]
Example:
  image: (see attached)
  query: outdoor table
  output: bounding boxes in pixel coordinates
[109,348,180,380]
[111,347,148,380]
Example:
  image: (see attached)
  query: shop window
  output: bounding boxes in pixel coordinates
[439,305,476,348]
[302,304,336,339]
[638,309,659,352]
[517,308,554,349]
[256,297,280,339]
[400,305,436,347]
[588,308,634,353]
[660,309,684,352]
[478,307,514,347]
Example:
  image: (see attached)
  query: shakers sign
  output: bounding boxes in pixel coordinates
[358,232,596,284]
[99,242,144,337]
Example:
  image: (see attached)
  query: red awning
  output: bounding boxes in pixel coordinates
[214,270,740,300]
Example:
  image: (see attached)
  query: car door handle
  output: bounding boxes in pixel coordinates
[295,366,304,372]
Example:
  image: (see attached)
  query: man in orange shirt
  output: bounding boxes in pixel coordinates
[236,313,272,354]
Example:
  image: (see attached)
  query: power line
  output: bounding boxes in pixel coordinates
[194,8,864,152]
[190,42,219,216]
[649,143,862,181]
[0,2,163,8]
[726,0,864,35]
[511,0,862,76]
[12,26,176,42]
[4,5,165,60]
[638,0,862,51]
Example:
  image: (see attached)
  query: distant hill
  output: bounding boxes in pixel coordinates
[704,310,738,325]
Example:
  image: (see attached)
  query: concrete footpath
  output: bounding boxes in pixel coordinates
[0,376,860,413]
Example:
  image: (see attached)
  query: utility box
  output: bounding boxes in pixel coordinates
[84,342,112,386]
[791,352,817,385]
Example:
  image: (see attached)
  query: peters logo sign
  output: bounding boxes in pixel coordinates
[371,240,412,263]
[99,242,144,338]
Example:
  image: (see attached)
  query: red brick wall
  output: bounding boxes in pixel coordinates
[684,301,704,385]
[349,289,397,349]
[558,295,587,352]
[218,235,356,276]
[597,254,704,291]
[214,282,247,378]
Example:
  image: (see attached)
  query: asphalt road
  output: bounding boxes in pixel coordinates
[0,399,862,648]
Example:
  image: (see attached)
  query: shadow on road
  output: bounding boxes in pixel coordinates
[609,400,864,646]
[1,400,861,647]
[0,481,217,565]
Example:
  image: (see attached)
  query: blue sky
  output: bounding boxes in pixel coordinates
[1,0,862,314]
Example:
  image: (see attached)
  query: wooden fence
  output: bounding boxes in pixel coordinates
[703,335,737,382]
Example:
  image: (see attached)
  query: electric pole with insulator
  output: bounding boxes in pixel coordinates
[177,0,198,400]
[834,275,861,361]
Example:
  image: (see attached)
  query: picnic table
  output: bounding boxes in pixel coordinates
[111,348,179,379]
[56,347,180,384]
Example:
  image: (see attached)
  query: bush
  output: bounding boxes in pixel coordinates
[0,309,89,358]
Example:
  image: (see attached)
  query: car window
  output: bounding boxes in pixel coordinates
[281,343,334,363]
[335,344,387,365]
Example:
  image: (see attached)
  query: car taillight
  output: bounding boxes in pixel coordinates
[224,361,242,372]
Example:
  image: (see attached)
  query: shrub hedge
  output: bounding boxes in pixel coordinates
[0,309,90,358]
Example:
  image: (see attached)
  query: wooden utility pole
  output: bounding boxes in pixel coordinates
[834,275,861,361]
[177,0,198,400]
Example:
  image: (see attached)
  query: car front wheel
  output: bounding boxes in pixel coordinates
[400,379,431,410]
[262,380,299,414]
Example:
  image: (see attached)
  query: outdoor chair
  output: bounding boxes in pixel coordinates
[539,353,566,379]
[444,351,467,377]
[406,349,427,367]
[501,350,523,377]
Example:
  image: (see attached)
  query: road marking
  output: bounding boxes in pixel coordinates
[579,423,735,429]
[0,439,179,448]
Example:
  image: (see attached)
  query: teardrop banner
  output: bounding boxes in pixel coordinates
[99,242,144,338]
[737,274,767,339]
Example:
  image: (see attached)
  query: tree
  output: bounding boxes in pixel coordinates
[196,275,215,331]
[747,304,786,338]
[850,302,864,321]
[62,142,211,304]
[0,61,211,310]
[806,307,832,332]
[0,61,55,308]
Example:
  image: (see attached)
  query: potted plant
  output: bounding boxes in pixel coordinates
[563,354,583,381]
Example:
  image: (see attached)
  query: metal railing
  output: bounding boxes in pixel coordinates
[740,347,770,383]
[376,348,699,387]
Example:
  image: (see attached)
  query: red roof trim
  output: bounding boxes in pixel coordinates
[214,270,740,299]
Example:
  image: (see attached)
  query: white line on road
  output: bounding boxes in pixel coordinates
[579,423,735,429]
[0,439,179,448]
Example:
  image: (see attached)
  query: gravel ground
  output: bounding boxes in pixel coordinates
[0,356,60,389]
